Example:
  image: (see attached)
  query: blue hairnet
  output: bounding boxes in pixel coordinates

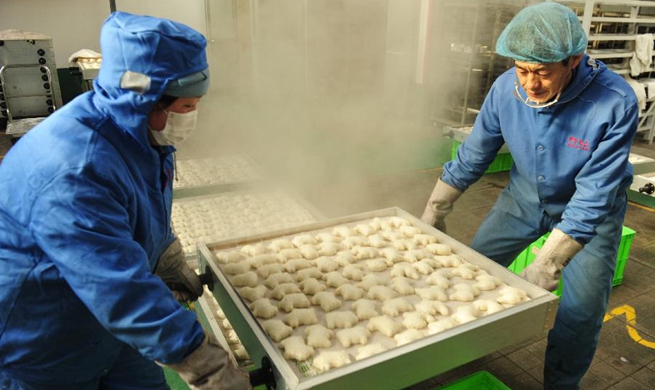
[496,2,588,63]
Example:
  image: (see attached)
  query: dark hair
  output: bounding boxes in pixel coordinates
[153,94,178,111]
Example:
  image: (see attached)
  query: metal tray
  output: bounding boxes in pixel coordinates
[173,189,326,263]
[192,291,253,368]
[173,154,264,199]
[197,207,559,390]
[192,295,240,365]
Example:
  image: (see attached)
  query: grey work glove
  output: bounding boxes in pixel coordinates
[155,238,203,302]
[521,228,583,291]
[161,331,252,390]
[420,179,464,233]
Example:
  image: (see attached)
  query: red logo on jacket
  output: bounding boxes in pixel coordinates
[566,136,590,151]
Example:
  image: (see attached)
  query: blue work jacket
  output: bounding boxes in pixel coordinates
[443,56,638,244]
[0,12,206,382]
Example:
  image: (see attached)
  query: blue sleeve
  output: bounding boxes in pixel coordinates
[442,83,506,190]
[557,104,638,244]
[29,167,204,364]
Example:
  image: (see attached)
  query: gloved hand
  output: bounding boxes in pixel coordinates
[161,331,252,390]
[155,238,203,302]
[420,179,464,233]
[521,228,583,291]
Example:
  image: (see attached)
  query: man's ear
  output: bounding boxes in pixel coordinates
[570,54,584,68]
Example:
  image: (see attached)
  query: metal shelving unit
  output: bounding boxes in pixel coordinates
[432,0,525,127]
[556,0,655,143]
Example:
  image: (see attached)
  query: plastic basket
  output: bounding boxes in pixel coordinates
[509,225,636,295]
[435,371,511,390]
[164,367,191,390]
[451,141,513,173]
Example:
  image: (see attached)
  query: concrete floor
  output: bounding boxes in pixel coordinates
[303,140,655,390]
[1,129,654,390]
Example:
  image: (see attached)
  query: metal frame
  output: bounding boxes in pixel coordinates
[556,0,655,142]
[198,207,559,390]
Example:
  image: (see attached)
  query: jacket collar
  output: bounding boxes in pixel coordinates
[554,54,602,106]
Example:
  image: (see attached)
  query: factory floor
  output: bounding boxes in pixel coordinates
[1,129,654,390]
[305,139,655,390]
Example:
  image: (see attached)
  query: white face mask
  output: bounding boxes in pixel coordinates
[150,109,198,146]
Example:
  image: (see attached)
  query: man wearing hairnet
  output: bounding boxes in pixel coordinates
[422,3,637,389]
[0,12,250,390]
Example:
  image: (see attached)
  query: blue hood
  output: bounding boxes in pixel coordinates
[93,12,208,152]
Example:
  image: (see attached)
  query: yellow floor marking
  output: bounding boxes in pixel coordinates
[604,304,655,349]
[628,201,655,213]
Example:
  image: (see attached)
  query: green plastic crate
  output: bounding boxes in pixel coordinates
[509,225,636,296]
[164,367,191,390]
[451,141,513,174]
[614,226,636,285]
[435,371,511,390]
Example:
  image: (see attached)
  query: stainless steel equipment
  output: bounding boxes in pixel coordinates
[0,29,63,138]
[197,207,559,390]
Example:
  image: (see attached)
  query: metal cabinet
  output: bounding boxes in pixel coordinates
[0,29,63,139]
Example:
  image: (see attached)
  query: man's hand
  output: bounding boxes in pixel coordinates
[155,238,203,301]
[420,179,464,233]
[521,228,583,291]
[160,331,252,390]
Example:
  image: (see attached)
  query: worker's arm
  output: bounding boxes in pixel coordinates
[29,167,253,389]
[422,81,506,230]
[441,81,506,191]
[29,168,203,364]
[558,102,638,244]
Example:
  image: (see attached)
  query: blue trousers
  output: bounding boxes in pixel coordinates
[0,343,169,390]
[470,187,626,390]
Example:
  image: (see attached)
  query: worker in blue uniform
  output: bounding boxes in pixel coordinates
[0,12,250,390]
[422,3,638,389]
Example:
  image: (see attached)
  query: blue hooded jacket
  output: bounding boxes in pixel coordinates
[443,56,638,244]
[0,12,206,381]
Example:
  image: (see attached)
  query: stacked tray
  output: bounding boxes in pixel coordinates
[193,287,252,366]
[172,190,324,261]
[197,207,558,390]
[173,154,263,199]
